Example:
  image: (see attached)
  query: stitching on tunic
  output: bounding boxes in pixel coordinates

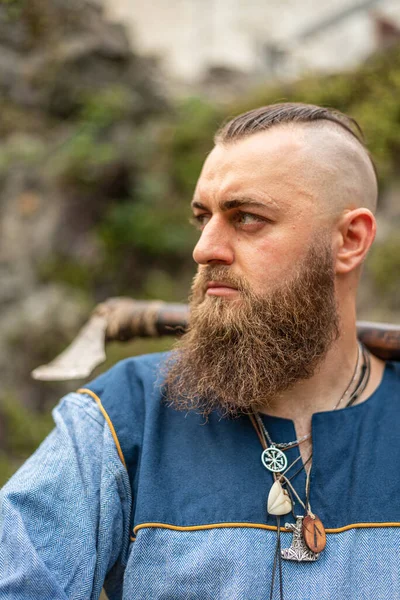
[62,393,105,428]
[132,521,400,536]
[77,388,127,469]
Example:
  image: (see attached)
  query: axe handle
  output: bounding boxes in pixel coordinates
[102,301,190,340]
[108,300,400,361]
[356,321,400,361]
[153,303,190,336]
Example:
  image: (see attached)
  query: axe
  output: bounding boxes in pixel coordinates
[31,297,400,381]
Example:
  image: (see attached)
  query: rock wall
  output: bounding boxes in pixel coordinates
[0,0,167,414]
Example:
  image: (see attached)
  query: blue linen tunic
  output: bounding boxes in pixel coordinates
[1,351,400,599]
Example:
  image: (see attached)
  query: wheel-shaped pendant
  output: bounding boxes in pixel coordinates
[261,445,287,472]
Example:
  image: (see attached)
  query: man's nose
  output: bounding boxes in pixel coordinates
[192,218,234,265]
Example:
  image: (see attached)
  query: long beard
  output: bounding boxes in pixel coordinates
[164,240,339,417]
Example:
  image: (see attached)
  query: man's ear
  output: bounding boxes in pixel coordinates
[334,208,376,275]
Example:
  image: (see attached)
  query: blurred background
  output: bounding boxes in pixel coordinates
[0,0,400,491]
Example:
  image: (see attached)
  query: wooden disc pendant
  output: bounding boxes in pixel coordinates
[302,514,326,553]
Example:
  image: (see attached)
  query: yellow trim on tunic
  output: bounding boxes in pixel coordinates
[130,520,400,542]
[77,388,127,469]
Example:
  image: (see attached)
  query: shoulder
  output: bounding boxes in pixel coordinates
[384,360,400,382]
[385,360,400,390]
[77,352,173,472]
[370,360,400,417]
[81,351,171,400]
[390,360,400,374]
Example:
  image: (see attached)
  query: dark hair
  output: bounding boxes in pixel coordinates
[215,102,377,178]
[216,101,365,141]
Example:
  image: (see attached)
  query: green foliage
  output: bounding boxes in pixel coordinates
[0,451,15,485]
[0,0,24,19]
[47,86,135,186]
[142,269,184,302]
[0,393,54,486]
[0,135,46,175]
[0,394,53,455]
[99,199,196,258]
[37,255,96,292]
[166,97,222,194]
[367,234,400,308]
[79,87,134,127]
[49,127,120,187]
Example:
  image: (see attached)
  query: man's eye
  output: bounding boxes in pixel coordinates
[189,212,270,230]
[235,212,266,226]
[189,214,210,229]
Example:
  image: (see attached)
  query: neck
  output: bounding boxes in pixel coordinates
[260,313,385,440]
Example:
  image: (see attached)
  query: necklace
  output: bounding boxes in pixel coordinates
[249,345,371,598]
[253,345,371,526]
[257,342,368,475]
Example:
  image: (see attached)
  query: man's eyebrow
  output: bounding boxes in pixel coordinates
[191,197,278,211]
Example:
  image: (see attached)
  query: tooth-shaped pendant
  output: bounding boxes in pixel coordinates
[267,480,292,516]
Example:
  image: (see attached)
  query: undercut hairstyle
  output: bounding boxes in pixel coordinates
[215,102,377,179]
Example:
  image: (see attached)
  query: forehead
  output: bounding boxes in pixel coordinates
[195,127,317,209]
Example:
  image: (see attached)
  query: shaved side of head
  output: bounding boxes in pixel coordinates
[285,121,378,218]
[215,103,378,219]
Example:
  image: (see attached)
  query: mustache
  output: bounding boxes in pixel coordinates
[193,266,250,294]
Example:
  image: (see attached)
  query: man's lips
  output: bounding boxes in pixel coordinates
[206,281,239,296]
[207,281,237,289]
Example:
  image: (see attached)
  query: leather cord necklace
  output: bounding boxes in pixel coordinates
[249,343,371,599]
[256,343,365,473]
[254,342,370,479]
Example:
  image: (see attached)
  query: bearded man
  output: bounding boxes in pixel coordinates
[1,103,398,600]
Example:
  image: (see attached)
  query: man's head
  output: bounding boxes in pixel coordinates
[165,103,378,416]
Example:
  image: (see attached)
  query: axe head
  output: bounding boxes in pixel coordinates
[31,314,108,381]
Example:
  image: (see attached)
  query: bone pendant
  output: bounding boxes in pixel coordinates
[267,480,292,516]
